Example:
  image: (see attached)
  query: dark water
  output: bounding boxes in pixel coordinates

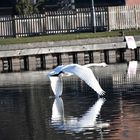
[0,62,140,140]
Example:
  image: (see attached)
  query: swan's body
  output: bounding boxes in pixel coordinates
[51,97,109,132]
[48,63,106,97]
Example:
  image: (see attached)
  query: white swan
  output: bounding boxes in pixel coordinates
[48,63,106,97]
[51,97,109,132]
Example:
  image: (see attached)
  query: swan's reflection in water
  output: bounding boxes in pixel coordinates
[51,97,109,133]
[127,61,138,78]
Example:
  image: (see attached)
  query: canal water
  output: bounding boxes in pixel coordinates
[0,62,140,140]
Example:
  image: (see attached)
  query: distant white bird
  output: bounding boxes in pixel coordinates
[51,97,109,132]
[48,63,106,97]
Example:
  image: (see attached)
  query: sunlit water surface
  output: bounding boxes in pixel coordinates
[0,62,140,140]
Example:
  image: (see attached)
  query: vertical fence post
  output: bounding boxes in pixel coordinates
[91,0,96,32]
[42,14,46,34]
[134,5,138,29]
[12,15,16,38]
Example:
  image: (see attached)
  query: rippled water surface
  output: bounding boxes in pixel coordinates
[0,62,140,140]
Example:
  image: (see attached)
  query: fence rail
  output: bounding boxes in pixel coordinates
[1,5,140,38]
[0,7,108,38]
[0,16,14,37]
[15,14,46,37]
[109,5,140,31]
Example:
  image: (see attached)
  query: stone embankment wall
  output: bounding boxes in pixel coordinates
[0,36,140,72]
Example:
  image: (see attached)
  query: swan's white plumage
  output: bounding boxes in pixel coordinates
[48,63,105,97]
[62,64,105,95]
[49,76,63,97]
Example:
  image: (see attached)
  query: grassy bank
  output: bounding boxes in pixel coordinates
[1,30,140,45]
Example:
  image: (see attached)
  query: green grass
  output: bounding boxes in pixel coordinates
[0,29,140,45]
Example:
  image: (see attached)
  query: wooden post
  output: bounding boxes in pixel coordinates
[61,53,69,65]
[20,56,29,71]
[124,49,133,61]
[2,58,12,72]
[12,57,20,72]
[45,54,54,69]
[108,50,116,63]
[77,52,84,65]
[84,52,90,64]
[36,55,41,70]
[100,51,105,62]
[0,59,3,72]
[68,53,74,63]
[28,56,36,71]
[93,51,101,63]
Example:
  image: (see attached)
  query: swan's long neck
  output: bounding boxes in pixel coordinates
[84,63,101,67]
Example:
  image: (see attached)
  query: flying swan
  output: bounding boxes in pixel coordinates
[48,63,107,97]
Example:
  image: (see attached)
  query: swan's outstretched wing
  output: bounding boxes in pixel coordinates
[49,76,63,97]
[62,64,105,96]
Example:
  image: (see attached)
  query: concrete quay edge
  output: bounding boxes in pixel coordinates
[0,36,140,58]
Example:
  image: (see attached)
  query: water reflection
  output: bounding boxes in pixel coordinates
[127,61,137,77]
[0,62,140,140]
[51,97,109,132]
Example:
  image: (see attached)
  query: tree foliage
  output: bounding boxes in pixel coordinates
[16,0,45,15]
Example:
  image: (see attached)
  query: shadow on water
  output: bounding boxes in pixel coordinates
[0,62,140,139]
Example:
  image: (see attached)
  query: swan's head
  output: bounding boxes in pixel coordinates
[48,71,59,76]
[48,65,64,76]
